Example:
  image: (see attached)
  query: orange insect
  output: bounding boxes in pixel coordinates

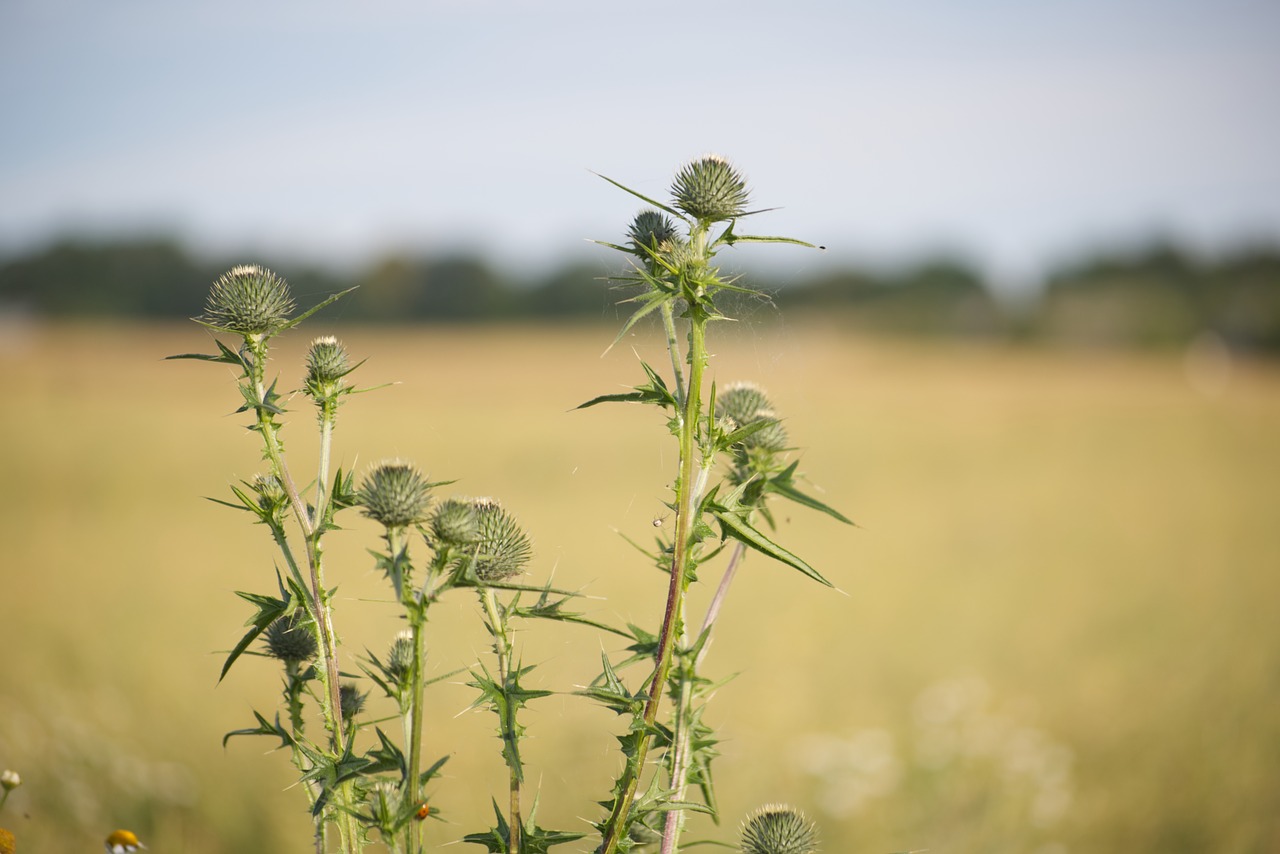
[414,802,433,821]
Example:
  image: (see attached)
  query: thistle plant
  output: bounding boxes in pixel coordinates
[170,155,850,854]
[582,154,851,854]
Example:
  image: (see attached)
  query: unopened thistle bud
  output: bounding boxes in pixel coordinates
[339,682,367,723]
[251,473,288,520]
[360,461,432,529]
[263,611,318,663]
[466,498,532,582]
[201,264,294,337]
[745,409,788,452]
[305,336,351,401]
[628,209,678,256]
[386,630,415,684]
[430,497,480,547]
[718,381,773,424]
[672,154,750,223]
[739,805,819,854]
[719,382,788,451]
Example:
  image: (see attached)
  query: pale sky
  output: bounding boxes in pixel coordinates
[2,0,1278,291]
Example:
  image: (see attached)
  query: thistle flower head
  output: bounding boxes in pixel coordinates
[744,408,788,452]
[464,497,532,582]
[201,264,294,337]
[251,473,288,518]
[430,497,481,547]
[360,461,432,529]
[628,209,678,256]
[718,382,788,451]
[672,154,750,223]
[339,682,367,723]
[263,610,317,663]
[386,630,415,684]
[305,336,351,399]
[718,381,773,423]
[739,805,819,854]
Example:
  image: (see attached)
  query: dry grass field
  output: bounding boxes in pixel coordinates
[1,316,1278,853]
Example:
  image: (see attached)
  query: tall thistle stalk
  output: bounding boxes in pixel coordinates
[583,155,850,854]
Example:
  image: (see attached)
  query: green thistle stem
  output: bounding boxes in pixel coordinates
[661,295,686,408]
[659,540,748,854]
[600,300,710,854]
[480,587,524,854]
[249,341,357,853]
[316,400,335,521]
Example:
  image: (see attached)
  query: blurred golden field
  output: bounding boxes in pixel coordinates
[1,316,1278,853]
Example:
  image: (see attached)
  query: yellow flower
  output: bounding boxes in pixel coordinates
[104,829,145,853]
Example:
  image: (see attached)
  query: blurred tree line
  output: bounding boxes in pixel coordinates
[1,237,1278,352]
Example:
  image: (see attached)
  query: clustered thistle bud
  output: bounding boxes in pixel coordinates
[463,498,532,582]
[718,382,788,451]
[430,497,481,547]
[628,209,678,257]
[672,154,750,223]
[339,682,367,722]
[360,461,432,529]
[201,264,294,337]
[263,611,318,663]
[305,336,351,401]
[251,473,289,522]
[739,805,819,854]
[386,630,415,685]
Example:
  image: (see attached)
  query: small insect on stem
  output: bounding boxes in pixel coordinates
[652,514,668,528]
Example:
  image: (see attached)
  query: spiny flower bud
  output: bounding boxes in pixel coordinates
[339,682,367,723]
[718,382,789,451]
[360,461,432,529]
[252,473,288,518]
[739,805,819,854]
[386,630,415,684]
[263,611,318,663]
[718,381,774,424]
[202,264,294,337]
[305,336,351,399]
[745,408,788,452]
[671,154,750,223]
[430,497,481,546]
[628,209,678,256]
[467,497,532,582]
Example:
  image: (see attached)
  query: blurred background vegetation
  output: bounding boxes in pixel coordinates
[3,235,1279,352]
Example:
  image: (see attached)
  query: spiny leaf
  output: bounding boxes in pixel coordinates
[765,461,855,525]
[710,508,832,587]
[591,171,687,223]
[219,590,287,682]
[270,286,359,339]
[222,709,291,748]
